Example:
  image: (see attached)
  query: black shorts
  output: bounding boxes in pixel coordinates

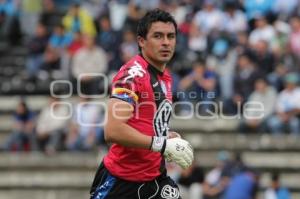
[90,162,181,199]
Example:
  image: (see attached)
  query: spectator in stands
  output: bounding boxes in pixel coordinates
[19,0,42,37]
[267,73,300,136]
[187,22,207,57]
[39,0,63,33]
[250,40,276,76]
[120,29,139,64]
[62,3,96,37]
[271,20,290,60]
[65,97,105,151]
[96,15,122,73]
[250,40,275,76]
[244,0,273,20]
[272,0,298,20]
[67,31,83,57]
[1,99,35,151]
[71,34,108,95]
[48,24,73,51]
[288,16,300,67]
[53,0,78,10]
[223,152,248,177]
[267,64,288,92]
[239,78,277,133]
[38,24,73,80]
[249,15,276,47]
[123,1,144,32]
[233,53,259,101]
[60,30,83,80]
[223,54,260,114]
[235,31,252,57]
[178,60,218,116]
[264,172,291,199]
[167,0,189,27]
[192,0,224,35]
[178,162,205,199]
[35,97,70,155]
[80,0,108,19]
[25,23,49,80]
[223,2,248,36]
[223,168,260,199]
[0,0,22,45]
[202,151,230,199]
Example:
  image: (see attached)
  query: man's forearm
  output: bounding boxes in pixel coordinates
[104,122,152,149]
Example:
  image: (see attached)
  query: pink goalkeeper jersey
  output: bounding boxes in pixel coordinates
[103,55,173,182]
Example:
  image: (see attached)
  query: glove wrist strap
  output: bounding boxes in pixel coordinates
[151,136,166,153]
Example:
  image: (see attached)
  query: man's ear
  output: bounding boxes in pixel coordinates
[137,36,145,49]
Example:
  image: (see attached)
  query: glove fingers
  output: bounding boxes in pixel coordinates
[183,146,193,161]
[182,152,192,167]
[171,153,189,169]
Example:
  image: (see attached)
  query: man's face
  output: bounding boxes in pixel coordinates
[138,22,176,66]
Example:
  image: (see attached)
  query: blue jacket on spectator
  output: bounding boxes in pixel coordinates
[244,0,273,19]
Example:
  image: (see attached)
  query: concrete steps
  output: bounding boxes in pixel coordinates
[184,133,300,151]
[0,115,239,133]
[1,190,299,199]
[194,151,300,171]
[0,152,299,198]
[0,170,299,190]
[1,131,300,152]
[170,117,239,132]
[0,152,299,186]
[0,152,101,171]
[0,95,299,199]
[1,151,300,171]
[0,96,50,113]
[0,171,94,189]
[0,190,89,199]
[0,95,239,133]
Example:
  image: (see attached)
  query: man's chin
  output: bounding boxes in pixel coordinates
[159,56,172,63]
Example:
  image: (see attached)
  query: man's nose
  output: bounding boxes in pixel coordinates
[162,36,171,45]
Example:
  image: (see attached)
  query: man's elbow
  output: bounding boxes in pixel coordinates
[104,124,117,143]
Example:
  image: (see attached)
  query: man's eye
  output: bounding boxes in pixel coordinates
[168,35,175,39]
[154,34,161,38]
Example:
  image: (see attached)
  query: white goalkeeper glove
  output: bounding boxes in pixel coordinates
[151,136,194,169]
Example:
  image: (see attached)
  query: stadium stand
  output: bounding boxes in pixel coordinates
[1,0,300,198]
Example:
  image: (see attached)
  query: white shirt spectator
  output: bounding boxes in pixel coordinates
[223,10,248,33]
[276,88,300,113]
[193,8,224,34]
[249,24,276,46]
[205,168,222,186]
[188,22,207,52]
[272,0,298,16]
[73,102,103,137]
[264,189,277,199]
[72,46,108,79]
[244,86,277,120]
[36,102,70,135]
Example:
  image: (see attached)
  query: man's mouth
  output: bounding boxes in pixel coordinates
[160,50,171,54]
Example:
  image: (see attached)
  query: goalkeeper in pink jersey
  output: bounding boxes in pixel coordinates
[90,9,194,199]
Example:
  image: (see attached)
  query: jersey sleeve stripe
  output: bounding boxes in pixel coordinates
[112,88,139,103]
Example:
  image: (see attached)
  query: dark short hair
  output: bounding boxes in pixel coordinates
[137,9,177,39]
[271,172,279,182]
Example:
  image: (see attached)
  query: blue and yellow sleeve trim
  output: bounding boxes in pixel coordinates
[111,88,139,104]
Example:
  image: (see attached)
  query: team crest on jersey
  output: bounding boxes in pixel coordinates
[153,99,172,137]
[124,61,146,82]
[161,185,179,199]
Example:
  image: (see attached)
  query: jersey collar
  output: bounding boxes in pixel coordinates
[139,54,164,76]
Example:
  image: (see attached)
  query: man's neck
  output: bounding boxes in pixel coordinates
[141,53,166,72]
